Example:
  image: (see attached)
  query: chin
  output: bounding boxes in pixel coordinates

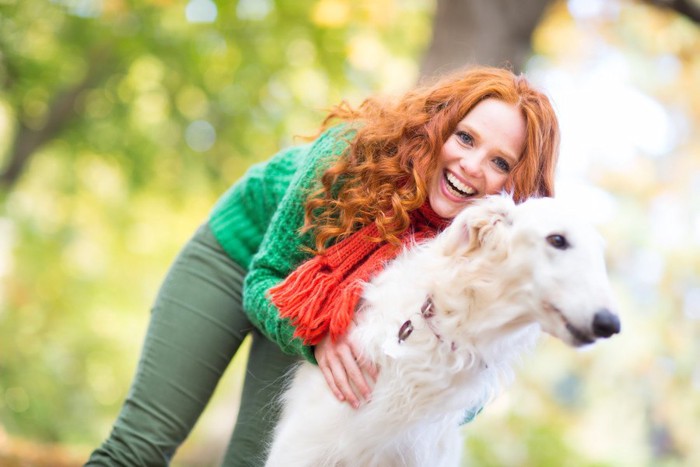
[429,198,473,219]
[429,202,455,219]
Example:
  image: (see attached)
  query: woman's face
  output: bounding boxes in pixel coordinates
[428,98,527,219]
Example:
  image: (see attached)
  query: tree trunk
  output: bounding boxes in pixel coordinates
[420,0,553,77]
[645,0,700,23]
[420,0,700,79]
[0,46,114,191]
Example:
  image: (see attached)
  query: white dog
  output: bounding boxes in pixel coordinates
[265,195,621,467]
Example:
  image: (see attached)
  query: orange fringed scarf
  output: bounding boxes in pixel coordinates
[268,203,450,346]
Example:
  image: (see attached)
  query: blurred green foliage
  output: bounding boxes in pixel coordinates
[0,0,433,461]
[1,0,700,466]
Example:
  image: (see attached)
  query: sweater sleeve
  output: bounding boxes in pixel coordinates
[208,151,299,270]
[243,126,352,362]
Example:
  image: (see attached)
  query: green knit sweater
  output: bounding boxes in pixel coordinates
[208,126,352,362]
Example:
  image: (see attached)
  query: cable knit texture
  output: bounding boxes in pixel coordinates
[209,125,352,362]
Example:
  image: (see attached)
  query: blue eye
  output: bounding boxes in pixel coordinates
[456,131,473,145]
[493,157,511,173]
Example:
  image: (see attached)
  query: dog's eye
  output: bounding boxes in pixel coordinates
[546,234,569,250]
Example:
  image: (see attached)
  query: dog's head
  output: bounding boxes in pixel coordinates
[441,194,620,347]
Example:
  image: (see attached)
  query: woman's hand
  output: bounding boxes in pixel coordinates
[314,326,378,409]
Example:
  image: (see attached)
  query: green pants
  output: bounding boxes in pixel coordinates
[86,223,300,466]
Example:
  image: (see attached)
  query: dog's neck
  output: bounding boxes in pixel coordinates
[425,270,542,372]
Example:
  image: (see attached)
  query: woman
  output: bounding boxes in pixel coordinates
[87,66,559,466]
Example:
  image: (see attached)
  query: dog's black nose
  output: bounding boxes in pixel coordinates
[592,309,621,338]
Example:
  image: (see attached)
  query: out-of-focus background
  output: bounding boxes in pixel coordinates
[1,0,698,465]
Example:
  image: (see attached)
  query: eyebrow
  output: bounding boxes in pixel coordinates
[457,122,520,164]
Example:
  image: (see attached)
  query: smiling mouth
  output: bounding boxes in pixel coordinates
[444,171,477,198]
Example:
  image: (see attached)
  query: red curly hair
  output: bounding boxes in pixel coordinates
[305,66,560,253]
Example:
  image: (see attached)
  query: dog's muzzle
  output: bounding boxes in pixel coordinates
[545,302,620,345]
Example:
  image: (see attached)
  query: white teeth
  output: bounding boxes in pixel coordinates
[445,172,475,196]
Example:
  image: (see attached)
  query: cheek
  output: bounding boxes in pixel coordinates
[485,173,510,194]
[428,169,441,196]
[437,140,459,166]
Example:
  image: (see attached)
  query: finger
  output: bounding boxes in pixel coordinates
[319,362,344,402]
[340,350,372,402]
[349,340,379,381]
[364,360,379,380]
[315,338,346,402]
[355,353,379,380]
[329,357,360,408]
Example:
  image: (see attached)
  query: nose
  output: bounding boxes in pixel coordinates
[459,152,484,178]
[592,309,621,338]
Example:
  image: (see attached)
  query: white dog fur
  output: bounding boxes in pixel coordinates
[265,195,620,467]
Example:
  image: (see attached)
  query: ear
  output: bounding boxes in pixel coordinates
[442,195,514,257]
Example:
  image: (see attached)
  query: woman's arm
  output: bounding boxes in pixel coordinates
[244,126,378,407]
[242,126,350,361]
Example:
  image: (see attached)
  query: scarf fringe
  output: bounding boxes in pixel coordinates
[328,281,363,341]
[269,258,340,345]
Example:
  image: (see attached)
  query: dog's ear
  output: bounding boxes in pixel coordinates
[442,195,514,257]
